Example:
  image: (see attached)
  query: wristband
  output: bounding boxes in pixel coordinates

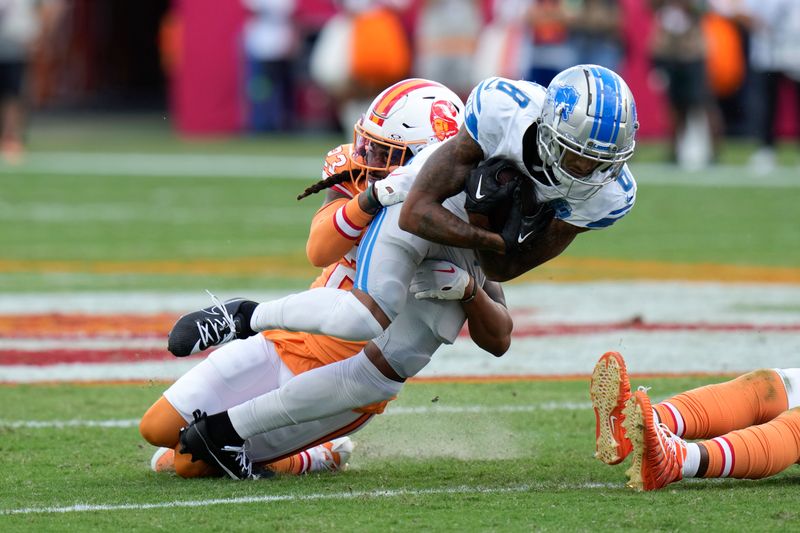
[362,183,382,214]
[461,278,478,303]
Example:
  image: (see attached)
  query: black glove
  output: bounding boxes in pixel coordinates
[500,186,556,254]
[465,158,520,216]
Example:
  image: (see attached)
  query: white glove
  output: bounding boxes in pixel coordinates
[373,166,414,206]
[410,259,471,301]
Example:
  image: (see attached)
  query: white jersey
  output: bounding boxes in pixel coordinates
[463,77,637,229]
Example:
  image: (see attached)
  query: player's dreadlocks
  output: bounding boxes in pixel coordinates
[296,168,366,201]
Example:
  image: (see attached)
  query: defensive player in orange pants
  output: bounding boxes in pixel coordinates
[591,351,800,491]
[140,79,469,477]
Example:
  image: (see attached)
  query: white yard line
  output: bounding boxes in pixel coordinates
[0,151,798,186]
[0,482,621,515]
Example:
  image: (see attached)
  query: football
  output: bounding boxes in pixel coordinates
[481,159,527,232]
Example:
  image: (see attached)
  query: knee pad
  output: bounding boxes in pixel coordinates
[139,397,186,448]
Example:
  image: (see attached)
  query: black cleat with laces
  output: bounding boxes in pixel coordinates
[168,295,258,357]
[178,410,273,480]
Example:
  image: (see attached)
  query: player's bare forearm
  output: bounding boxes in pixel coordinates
[478,219,587,281]
[463,280,512,357]
[400,131,504,252]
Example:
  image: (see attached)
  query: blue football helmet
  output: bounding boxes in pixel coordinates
[537,65,638,200]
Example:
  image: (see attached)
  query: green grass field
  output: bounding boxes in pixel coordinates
[1,116,800,530]
[3,378,800,531]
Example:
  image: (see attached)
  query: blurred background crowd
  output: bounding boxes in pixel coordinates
[1,0,798,171]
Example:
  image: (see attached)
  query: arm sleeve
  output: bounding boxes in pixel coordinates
[306,194,376,267]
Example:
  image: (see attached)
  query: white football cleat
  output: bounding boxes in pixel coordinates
[150,447,175,473]
[308,437,355,473]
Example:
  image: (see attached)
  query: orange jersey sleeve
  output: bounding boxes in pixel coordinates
[306,196,375,267]
[306,144,375,268]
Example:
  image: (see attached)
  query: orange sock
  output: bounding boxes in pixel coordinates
[653,369,788,439]
[697,407,800,479]
[174,445,221,478]
[266,449,314,475]
[139,396,188,448]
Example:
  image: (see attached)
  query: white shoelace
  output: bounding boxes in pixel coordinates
[656,423,685,456]
[222,445,253,478]
[203,289,238,341]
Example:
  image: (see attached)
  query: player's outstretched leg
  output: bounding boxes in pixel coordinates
[590,351,633,465]
[267,437,356,475]
[153,437,356,476]
[178,410,272,480]
[622,389,687,491]
[168,296,257,357]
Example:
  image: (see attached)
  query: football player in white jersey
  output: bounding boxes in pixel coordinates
[157,80,513,479]
[401,64,638,281]
[174,156,513,479]
[171,66,638,478]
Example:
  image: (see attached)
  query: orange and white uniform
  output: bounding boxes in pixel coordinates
[154,144,387,464]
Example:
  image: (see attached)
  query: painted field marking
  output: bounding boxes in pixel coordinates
[0,482,621,515]
[0,401,594,430]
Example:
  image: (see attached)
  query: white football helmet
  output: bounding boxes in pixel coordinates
[537,65,638,200]
[353,78,464,177]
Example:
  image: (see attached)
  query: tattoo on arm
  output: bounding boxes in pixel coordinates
[401,130,504,252]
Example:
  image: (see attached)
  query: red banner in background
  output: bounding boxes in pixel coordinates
[618,0,668,138]
[173,0,246,135]
[171,0,795,138]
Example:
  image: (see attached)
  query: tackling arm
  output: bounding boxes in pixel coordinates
[399,130,506,253]
[306,189,376,267]
[462,279,512,357]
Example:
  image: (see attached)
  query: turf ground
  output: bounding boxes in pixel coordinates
[1,116,800,530]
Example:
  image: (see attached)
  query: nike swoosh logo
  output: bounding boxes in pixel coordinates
[475,173,486,199]
[517,229,535,243]
[433,266,456,273]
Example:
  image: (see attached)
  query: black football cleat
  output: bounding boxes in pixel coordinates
[168,294,258,357]
[178,410,273,480]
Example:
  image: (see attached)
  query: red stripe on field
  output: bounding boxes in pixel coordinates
[457,320,800,337]
[0,349,174,365]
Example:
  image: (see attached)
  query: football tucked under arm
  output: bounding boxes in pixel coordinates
[464,157,521,220]
[464,159,566,281]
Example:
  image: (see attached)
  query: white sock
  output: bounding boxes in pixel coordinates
[228,350,402,440]
[683,442,701,478]
[249,288,384,341]
[775,368,800,408]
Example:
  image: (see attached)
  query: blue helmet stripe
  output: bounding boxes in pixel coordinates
[590,67,620,144]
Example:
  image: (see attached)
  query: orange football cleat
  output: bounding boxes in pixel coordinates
[623,389,687,491]
[590,351,632,465]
